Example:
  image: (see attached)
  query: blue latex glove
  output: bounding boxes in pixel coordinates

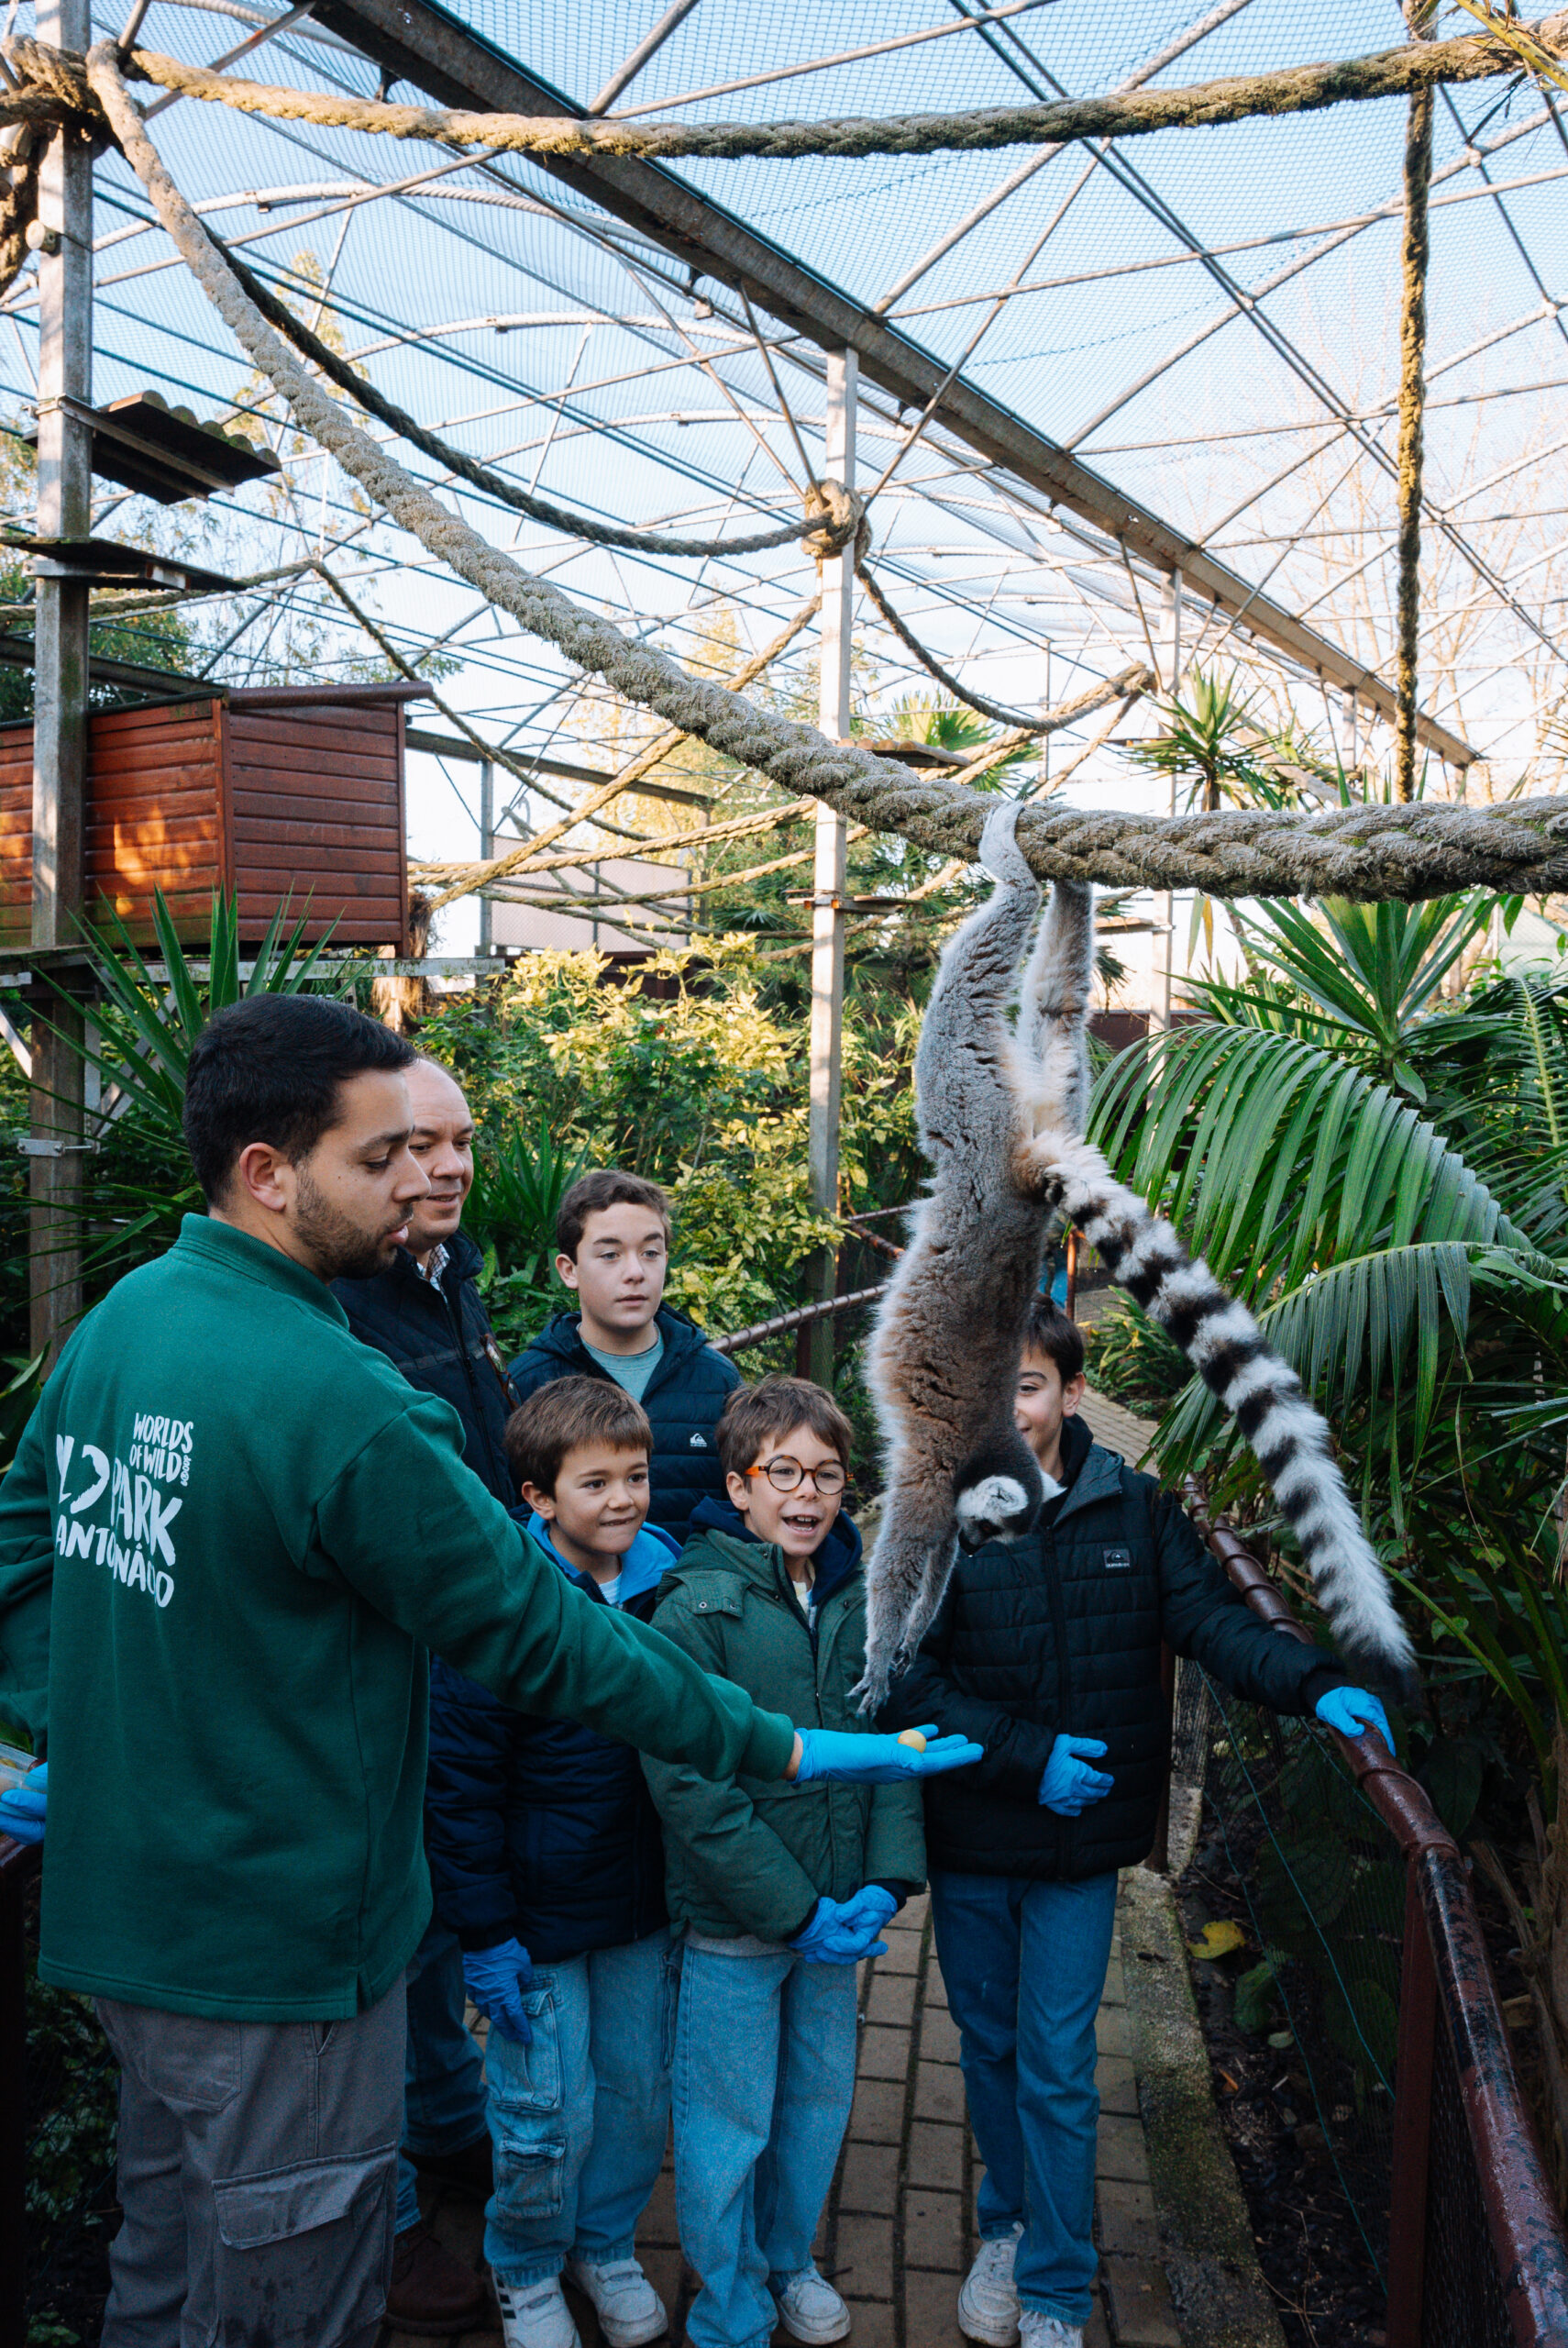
[1038,1735,1114,1816]
[0,1760,45,1846]
[794,1725,984,1785]
[837,1885,900,1942]
[463,1936,535,2044]
[1315,1686,1395,1754]
[790,1894,890,1966]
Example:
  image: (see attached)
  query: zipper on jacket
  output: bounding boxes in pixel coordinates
[1042,1526,1076,1877]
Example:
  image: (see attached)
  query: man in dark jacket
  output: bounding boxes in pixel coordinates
[508,1169,739,1545]
[882,1298,1394,2348]
[334,1055,513,2335]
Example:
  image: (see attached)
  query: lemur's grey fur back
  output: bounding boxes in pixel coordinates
[860,812,1416,1707]
[858,801,1052,1708]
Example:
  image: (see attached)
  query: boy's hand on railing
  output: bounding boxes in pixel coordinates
[462,1936,535,2044]
[789,1726,984,1785]
[1315,1687,1396,1754]
[790,1892,893,1966]
[1038,1735,1113,1815]
[0,1760,45,1846]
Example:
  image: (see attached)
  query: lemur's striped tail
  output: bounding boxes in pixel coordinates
[1044,1134,1417,1696]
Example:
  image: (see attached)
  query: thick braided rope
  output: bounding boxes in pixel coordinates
[85,44,1568,904]
[105,20,1568,161]
[226,246,856,560]
[857,559,1147,734]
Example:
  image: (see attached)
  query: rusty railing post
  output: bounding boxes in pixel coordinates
[1386,1859,1439,2348]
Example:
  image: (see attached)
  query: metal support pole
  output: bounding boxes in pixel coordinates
[1154,570,1182,1032]
[28,0,93,1368]
[477,755,493,956]
[805,351,855,1388]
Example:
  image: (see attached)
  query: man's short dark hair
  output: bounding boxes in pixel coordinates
[1022,1293,1086,1383]
[716,1375,855,1480]
[556,1169,670,1260]
[183,996,414,1203]
[504,1376,653,1498]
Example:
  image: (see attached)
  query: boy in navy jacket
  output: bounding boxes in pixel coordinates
[425,1379,679,2348]
[508,1168,738,1545]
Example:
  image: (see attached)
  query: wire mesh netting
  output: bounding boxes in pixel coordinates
[1421,2020,1515,2348]
[1174,1658,1402,2287]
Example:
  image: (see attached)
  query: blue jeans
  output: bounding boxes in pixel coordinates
[930,1868,1120,2328]
[484,1927,679,2287]
[395,1917,487,2236]
[673,1940,859,2348]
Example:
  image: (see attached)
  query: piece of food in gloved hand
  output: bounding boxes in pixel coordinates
[897,1730,927,1751]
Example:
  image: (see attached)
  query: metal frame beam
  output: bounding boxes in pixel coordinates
[311,0,1474,766]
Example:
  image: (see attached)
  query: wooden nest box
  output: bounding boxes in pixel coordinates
[0,684,423,952]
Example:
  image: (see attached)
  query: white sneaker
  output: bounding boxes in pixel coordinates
[957,2225,1023,2346]
[564,2256,668,2347]
[772,2264,853,2343]
[494,2275,581,2348]
[1019,2315,1083,2348]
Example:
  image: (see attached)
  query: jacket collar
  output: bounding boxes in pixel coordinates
[1055,1421,1130,1523]
[535,1304,706,1383]
[684,1492,863,1607]
[390,1224,483,1291]
[517,1507,679,1603]
[174,1212,348,1324]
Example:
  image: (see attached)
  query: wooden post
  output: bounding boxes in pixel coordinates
[806,350,855,1388]
[477,755,493,956]
[28,0,93,1368]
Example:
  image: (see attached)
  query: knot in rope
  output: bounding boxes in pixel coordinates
[5,37,96,115]
[804,478,870,563]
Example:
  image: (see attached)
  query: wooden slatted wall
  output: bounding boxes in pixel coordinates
[0,692,409,950]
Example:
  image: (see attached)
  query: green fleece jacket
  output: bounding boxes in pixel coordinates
[642,1510,926,1943]
[0,1216,795,2021]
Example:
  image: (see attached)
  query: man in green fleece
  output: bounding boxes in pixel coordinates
[0,995,977,2348]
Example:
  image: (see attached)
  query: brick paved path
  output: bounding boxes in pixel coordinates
[392,1385,1187,2348]
[401,1878,1180,2348]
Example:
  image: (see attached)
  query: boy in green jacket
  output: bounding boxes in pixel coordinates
[645,1376,973,2348]
[0,998,977,2348]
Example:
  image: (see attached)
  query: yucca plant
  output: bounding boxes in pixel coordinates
[462,1119,595,1357]
[35,890,342,1284]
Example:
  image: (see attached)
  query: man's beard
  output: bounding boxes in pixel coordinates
[293,1163,403,1281]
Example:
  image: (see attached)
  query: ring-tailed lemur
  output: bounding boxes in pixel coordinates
[856,802,1417,1710]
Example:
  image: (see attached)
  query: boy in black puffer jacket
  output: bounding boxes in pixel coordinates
[509,1169,739,1546]
[881,1298,1394,2348]
[425,1378,679,2348]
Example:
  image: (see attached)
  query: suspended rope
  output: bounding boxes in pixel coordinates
[423,590,823,909]
[213,242,857,560]
[89,19,1567,164]
[1396,3,1437,804]
[83,45,1568,904]
[856,559,1149,733]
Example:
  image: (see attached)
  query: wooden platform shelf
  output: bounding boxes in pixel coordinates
[0,684,420,951]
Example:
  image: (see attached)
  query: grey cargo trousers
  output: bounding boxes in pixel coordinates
[94,1980,403,2348]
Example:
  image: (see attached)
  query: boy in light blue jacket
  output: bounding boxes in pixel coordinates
[425,1378,679,2348]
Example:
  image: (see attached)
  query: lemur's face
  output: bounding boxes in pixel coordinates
[955,1465,1041,1552]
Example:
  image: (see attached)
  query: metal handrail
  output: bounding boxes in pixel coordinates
[1188,1496,1568,2346]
